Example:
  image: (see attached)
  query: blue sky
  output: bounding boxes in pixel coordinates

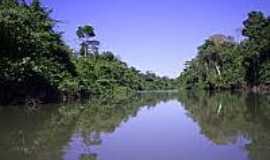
[41,0,270,78]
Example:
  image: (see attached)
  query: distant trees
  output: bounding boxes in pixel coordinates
[0,0,176,105]
[74,51,176,98]
[178,11,270,90]
[73,24,176,98]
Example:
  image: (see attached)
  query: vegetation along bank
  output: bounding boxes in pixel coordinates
[0,0,176,105]
[177,11,270,92]
[1,0,270,105]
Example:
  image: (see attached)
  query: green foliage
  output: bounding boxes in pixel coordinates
[77,25,96,38]
[73,52,176,99]
[0,0,76,104]
[178,35,244,89]
[178,11,270,90]
[241,11,270,85]
[76,25,100,56]
[0,0,176,105]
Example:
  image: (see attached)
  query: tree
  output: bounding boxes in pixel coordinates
[241,11,270,86]
[178,11,270,90]
[0,0,76,104]
[76,25,100,56]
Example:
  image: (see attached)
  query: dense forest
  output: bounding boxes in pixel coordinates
[178,11,270,91]
[0,0,176,105]
[1,0,270,105]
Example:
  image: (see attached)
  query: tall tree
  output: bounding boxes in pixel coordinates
[76,25,100,56]
[242,11,270,86]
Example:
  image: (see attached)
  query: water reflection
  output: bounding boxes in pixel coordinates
[0,92,176,160]
[0,91,269,160]
[178,91,270,160]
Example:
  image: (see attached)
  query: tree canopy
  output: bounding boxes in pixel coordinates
[0,0,176,105]
[178,11,270,91]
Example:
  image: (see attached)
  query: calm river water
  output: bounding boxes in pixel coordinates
[0,91,269,160]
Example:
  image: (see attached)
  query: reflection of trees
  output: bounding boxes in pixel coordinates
[177,91,270,160]
[75,92,178,158]
[80,154,97,160]
[0,92,177,160]
[0,105,83,160]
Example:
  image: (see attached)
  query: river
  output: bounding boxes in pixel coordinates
[0,91,269,160]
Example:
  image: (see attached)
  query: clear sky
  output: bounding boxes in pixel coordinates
[41,0,270,78]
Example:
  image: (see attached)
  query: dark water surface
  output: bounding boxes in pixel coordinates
[0,92,269,160]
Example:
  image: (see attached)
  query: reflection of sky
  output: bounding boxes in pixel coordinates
[39,0,270,78]
[63,133,99,160]
[62,100,250,160]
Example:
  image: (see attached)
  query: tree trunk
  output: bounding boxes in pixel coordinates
[84,45,87,57]
[215,63,221,78]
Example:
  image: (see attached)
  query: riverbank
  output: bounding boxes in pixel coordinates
[177,11,270,91]
[179,84,270,94]
[0,1,176,106]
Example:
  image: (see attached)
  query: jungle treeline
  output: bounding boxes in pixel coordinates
[0,0,176,105]
[178,11,270,91]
